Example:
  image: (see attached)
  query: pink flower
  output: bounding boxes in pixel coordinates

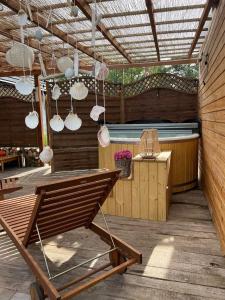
[114,150,132,160]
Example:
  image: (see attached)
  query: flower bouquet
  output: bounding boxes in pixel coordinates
[114,150,132,178]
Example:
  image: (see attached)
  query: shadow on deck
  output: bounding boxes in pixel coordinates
[0,167,225,300]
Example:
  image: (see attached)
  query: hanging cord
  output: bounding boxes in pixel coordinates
[103,77,106,125]
[31,94,35,112]
[69,80,75,113]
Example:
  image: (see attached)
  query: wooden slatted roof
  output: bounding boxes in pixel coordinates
[0,0,216,75]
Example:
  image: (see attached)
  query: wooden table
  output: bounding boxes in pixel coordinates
[102,151,172,221]
[0,155,20,172]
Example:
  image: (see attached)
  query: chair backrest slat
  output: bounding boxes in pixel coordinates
[23,170,120,246]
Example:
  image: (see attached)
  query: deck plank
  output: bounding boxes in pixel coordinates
[0,167,225,299]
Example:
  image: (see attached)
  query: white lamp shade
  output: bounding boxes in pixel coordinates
[25,111,39,129]
[97,125,110,147]
[57,56,73,73]
[39,146,53,164]
[52,84,61,100]
[64,112,82,131]
[35,29,43,41]
[18,9,28,26]
[65,67,74,79]
[15,77,34,95]
[50,114,64,132]
[6,44,34,70]
[69,82,88,100]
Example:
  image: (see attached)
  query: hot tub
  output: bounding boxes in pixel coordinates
[99,123,199,193]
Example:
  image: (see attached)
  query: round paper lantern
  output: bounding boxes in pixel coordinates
[97,125,110,147]
[39,146,53,164]
[50,114,64,132]
[35,29,44,41]
[6,44,34,69]
[17,9,28,26]
[16,77,34,95]
[65,67,74,79]
[64,112,82,131]
[69,82,88,100]
[25,111,39,129]
[51,84,61,100]
[57,56,73,73]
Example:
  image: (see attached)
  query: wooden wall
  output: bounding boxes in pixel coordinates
[49,92,120,171]
[199,1,225,252]
[125,88,198,123]
[0,97,41,147]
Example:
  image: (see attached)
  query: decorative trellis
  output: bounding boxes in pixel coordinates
[48,77,122,98]
[48,73,198,99]
[123,73,198,97]
[0,81,33,102]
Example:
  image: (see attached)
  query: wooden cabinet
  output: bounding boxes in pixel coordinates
[102,151,172,221]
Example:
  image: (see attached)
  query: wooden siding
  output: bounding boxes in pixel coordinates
[199,1,225,252]
[49,92,120,171]
[101,151,172,221]
[99,138,198,194]
[125,89,198,123]
[0,97,41,147]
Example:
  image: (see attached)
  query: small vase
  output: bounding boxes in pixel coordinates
[115,159,131,178]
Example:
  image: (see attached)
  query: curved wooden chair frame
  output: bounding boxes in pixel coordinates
[0,170,142,300]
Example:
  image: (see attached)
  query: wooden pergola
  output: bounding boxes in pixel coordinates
[0,0,217,76]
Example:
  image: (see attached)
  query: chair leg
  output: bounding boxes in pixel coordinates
[109,249,127,274]
[30,282,45,300]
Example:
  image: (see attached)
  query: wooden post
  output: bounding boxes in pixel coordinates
[120,84,125,124]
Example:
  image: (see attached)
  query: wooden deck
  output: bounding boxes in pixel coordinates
[0,167,225,300]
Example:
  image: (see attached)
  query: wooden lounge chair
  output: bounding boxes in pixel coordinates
[0,170,142,300]
[0,177,22,200]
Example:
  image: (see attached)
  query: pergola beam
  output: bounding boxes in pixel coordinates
[145,0,160,61]
[74,0,132,63]
[188,0,215,58]
[108,58,198,70]
[0,0,105,63]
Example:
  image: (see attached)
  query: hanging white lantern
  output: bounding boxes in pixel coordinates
[64,112,82,131]
[6,43,34,69]
[70,6,78,17]
[15,77,34,95]
[97,125,110,147]
[35,28,44,41]
[69,82,88,100]
[90,105,105,121]
[96,62,109,81]
[57,56,73,73]
[17,9,28,26]
[50,114,64,132]
[95,13,102,26]
[39,146,53,164]
[65,67,74,79]
[51,83,61,100]
[25,111,39,129]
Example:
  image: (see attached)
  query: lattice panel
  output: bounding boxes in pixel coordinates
[48,77,121,97]
[124,74,198,97]
[0,82,33,102]
[48,73,198,100]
